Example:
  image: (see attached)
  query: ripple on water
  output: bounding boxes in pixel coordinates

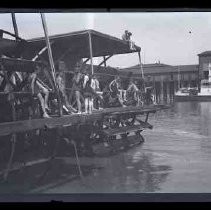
[126,166,134,169]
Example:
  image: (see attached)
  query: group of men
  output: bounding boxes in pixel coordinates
[30,61,156,118]
[105,75,155,108]
[0,60,156,119]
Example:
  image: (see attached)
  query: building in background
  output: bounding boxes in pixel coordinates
[76,51,211,103]
[120,62,199,103]
[198,51,211,80]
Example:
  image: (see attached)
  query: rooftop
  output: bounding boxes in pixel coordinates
[23,29,141,60]
[120,63,198,75]
[198,51,211,56]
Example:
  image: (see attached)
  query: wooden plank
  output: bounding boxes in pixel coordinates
[103,124,145,136]
[0,105,170,137]
[0,113,102,137]
[102,106,157,117]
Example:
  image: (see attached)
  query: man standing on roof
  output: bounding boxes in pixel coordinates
[122,30,136,50]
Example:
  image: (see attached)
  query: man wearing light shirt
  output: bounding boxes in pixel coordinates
[91,75,103,110]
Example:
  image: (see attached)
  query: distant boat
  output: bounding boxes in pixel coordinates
[175,63,211,101]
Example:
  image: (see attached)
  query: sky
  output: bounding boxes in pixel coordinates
[1,12,211,68]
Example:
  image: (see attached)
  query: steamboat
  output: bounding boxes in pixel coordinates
[0,13,169,185]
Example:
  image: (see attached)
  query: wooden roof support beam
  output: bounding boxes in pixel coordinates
[88,31,94,75]
[32,41,54,61]
[83,58,90,65]
[95,55,113,72]
[103,56,107,67]
[98,55,113,67]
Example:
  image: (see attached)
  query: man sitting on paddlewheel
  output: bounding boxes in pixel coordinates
[56,71,77,114]
[108,76,126,108]
[143,86,156,105]
[91,75,103,110]
[30,65,51,118]
[125,78,139,106]
[72,66,84,114]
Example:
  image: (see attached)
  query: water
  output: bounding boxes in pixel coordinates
[34,102,211,193]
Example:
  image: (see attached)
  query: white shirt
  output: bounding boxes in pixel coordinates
[91,78,100,91]
[83,75,89,88]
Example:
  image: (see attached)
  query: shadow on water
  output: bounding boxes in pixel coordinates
[0,158,100,194]
[56,144,173,193]
[104,146,172,193]
[0,140,172,193]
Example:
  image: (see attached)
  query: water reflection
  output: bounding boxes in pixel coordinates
[174,102,211,137]
[10,101,211,193]
[41,146,172,193]
[124,149,172,192]
[88,101,211,193]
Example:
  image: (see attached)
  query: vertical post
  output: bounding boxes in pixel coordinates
[153,75,156,103]
[11,13,19,38]
[88,31,94,75]
[161,78,164,102]
[138,51,145,90]
[103,56,107,67]
[3,94,17,181]
[40,13,56,84]
[177,66,180,89]
[40,13,62,116]
[4,13,19,181]
[198,64,200,92]
[167,80,169,103]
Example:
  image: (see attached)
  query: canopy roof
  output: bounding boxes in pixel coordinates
[23,29,141,61]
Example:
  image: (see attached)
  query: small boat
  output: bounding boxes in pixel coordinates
[175,80,211,102]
